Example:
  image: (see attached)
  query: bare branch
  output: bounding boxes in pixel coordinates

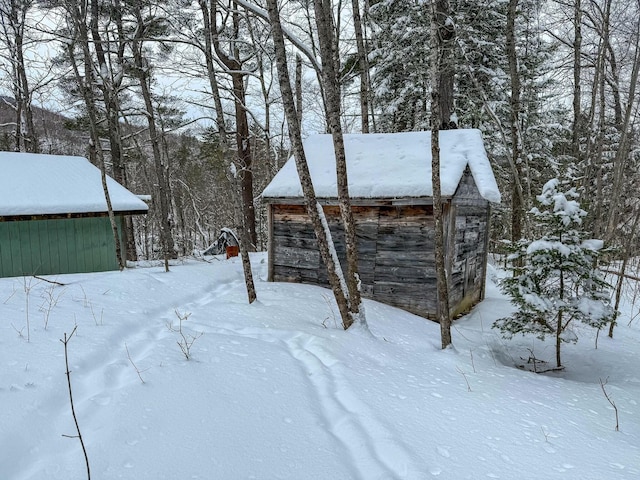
[599,377,620,431]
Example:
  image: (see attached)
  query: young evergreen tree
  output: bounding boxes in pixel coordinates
[494,178,616,368]
[368,0,431,131]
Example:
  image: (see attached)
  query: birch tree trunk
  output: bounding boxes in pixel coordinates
[88,0,130,266]
[265,0,362,330]
[313,0,366,327]
[295,54,303,131]
[64,0,124,269]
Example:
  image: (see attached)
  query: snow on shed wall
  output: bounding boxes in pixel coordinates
[0,152,149,216]
[262,129,501,203]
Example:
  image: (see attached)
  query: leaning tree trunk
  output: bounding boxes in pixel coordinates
[91,0,138,260]
[605,32,640,243]
[66,2,124,270]
[88,0,128,267]
[265,0,358,330]
[430,0,454,349]
[313,0,367,328]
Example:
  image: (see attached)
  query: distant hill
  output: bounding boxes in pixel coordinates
[0,96,88,156]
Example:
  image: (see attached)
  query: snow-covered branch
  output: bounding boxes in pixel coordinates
[232,0,322,73]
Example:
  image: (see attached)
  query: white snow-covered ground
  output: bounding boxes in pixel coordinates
[1,253,638,479]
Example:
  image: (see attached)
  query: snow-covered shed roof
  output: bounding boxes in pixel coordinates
[262,129,501,203]
[0,152,149,217]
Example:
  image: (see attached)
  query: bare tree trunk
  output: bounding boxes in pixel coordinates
[233,72,258,251]
[88,0,126,268]
[65,0,123,270]
[295,54,303,132]
[246,16,276,187]
[198,0,229,148]
[609,196,640,338]
[313,0,366,327]
[209,3,257,301]
[506,0,526,245]
[605,27,640,242]
[265,0,359,330]
[0,0,38,153]
[240,246,257,303]
[585,5,608,238]
[212,4,257,251]
[351,0,370,132]
[557,269,564,368]
[363,0,376,132]
[430,0,454,349]
[131,6,175,271]
[572,0,582,164]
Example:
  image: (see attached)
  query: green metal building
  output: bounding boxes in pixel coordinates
[0,152,148,278]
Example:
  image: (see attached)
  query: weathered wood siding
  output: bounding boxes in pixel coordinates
[270,203,441,318]
[268,170,492,320]
[449,169,490,316]
[0,216,126,278]
[374,205,438,316]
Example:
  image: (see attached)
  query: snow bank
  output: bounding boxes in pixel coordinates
[0,255,638,479]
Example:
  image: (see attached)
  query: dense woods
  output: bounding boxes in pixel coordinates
[1,0,638,321]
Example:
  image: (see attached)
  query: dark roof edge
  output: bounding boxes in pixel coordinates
[262,196,453,206]
[0,209,148,222]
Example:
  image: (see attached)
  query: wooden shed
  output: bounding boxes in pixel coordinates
[0,152,148,278]
[261,129,501,320]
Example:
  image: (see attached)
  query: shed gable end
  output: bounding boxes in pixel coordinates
[452,167,488,206]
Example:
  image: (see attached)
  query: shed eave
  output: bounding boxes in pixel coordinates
[0,209,148,222]
[262,195,452,206]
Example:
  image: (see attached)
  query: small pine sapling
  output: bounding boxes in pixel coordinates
[494,179,617,369]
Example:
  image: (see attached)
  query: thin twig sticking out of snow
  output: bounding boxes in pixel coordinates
[600,377,620,432]
[60,326,91,480]
[125,343,149,384]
